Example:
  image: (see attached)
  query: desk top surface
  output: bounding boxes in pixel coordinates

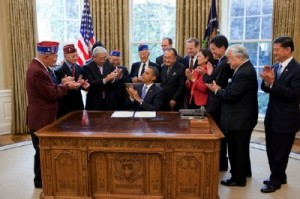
[36,111,222,140]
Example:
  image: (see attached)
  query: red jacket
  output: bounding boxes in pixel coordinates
[26,59,69,130]
[185,66,209,106]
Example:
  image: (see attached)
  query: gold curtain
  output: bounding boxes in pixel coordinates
[273,0,300,60]
[9,0,36,134]
[176,0,220,56]
[90,0,129,66]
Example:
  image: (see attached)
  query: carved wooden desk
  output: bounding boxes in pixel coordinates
[36,111,223,199]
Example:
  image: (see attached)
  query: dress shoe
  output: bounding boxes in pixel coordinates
[220,179,246,187]
[263,179,287,185]
[261,184,280,193]
[246,172,252,178]
[34,182,42,188]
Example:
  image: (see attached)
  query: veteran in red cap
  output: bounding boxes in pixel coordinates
[129,44,160,83]
[25,41,81,188]
[54,43,89,118]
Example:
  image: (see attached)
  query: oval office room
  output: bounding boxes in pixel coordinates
[0,0,300,199]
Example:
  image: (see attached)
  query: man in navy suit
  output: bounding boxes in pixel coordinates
[260,36,300,193]
[160,48,185,111]
[130,44,160,83]
[207,44,258,187]
[156,37,183,67]
[109,49,131,110]
[126,66,163,111]
[182,37,200,70]
[83,46,118,110]
[55,44,89,118]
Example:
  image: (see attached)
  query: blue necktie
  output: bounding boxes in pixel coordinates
[141,86,147,100]
[277,64,282,80]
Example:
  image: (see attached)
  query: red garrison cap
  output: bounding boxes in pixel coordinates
[63,44,77,54]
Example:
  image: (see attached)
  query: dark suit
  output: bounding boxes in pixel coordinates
[127,83,164,111]
[261,58,300,187]
[129,61,160,79]
[203,56,234,170]
[156,54,183,67]
[217,60,258,185]
[83,60,117,110]
[182,55,198,70]
[114,66,131,110]
[26,58,69,187]
[160,61,185,111]
[54,63,84,118]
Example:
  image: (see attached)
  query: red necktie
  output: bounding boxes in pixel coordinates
[189,56,194,71]
[71,65,75,77]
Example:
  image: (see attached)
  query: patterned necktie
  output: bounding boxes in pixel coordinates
[141,86,147,100]
[189,56,194,71]
[71,65,75,77]
[140,63,145,76]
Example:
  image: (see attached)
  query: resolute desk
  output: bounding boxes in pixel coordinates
[36,111,223,199]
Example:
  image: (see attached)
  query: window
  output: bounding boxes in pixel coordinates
[222,0,273,116]
[130,0,176,64]
[36,0,82,62]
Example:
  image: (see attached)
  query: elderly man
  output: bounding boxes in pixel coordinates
[129,44,160,83]
[83,46,118,110]
[207,44,258,187]
[109,50,131,110]
[160,48,185,111]
[260,36,300,193]
[126,66,163,111]
[54,44,89,118]
[26,41,81,188]
[156,37,183,67]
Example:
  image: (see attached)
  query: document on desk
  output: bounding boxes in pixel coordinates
[111,111,134,118]
[134,111,156,118]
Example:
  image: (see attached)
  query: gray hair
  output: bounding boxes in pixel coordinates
[225,44,249,60]
[92,46,107,57]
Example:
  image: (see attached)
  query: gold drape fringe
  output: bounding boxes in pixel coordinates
[90,0,129,66]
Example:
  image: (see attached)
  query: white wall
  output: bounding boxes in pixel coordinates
[0,90,11,135]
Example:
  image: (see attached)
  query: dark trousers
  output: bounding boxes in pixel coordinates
[227,129,252,184]
[265,127,295,186]
[30,129,42,187]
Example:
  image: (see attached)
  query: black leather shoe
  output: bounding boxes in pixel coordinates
[261,184,280,193]
[220,179,246,187]
[263,179,287,185]
[34,182,42,188]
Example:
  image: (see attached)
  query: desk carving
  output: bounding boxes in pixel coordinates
[37,111,223,199]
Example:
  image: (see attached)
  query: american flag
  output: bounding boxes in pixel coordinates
[77,0,95,66]
[202,0,218,48]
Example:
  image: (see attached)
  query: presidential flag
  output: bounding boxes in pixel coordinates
[202,0,219,48]
[77,0,95,66]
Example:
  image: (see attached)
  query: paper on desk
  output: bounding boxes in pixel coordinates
[111,111,134,118]
[134,111,156,118]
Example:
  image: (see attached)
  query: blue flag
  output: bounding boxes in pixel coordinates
[202,0,218,48]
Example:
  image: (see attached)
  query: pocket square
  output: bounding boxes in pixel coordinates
[172,72,176,76]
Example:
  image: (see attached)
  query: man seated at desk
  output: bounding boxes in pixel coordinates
[126,66,163,111]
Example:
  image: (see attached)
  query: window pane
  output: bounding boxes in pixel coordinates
[51,20,65,41]
[132,0,148,20]
[66,21,80,41]
[66,0,79,19]
[230,0,244,17]
[161,1,176,20]
[148,43,162,62]
[262,0,273,14]
[244,42,258,66]
[161,20,175,39]
[246,0,261,16]
[258,42,272,66]
[132,20,147,41]
[261,16,272,39]
[245,17,260,39]
[258,92,269,115]
[147,0,161,20]
[148,21,161,41]
[230,18,244,40]
[51,0,65,19]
